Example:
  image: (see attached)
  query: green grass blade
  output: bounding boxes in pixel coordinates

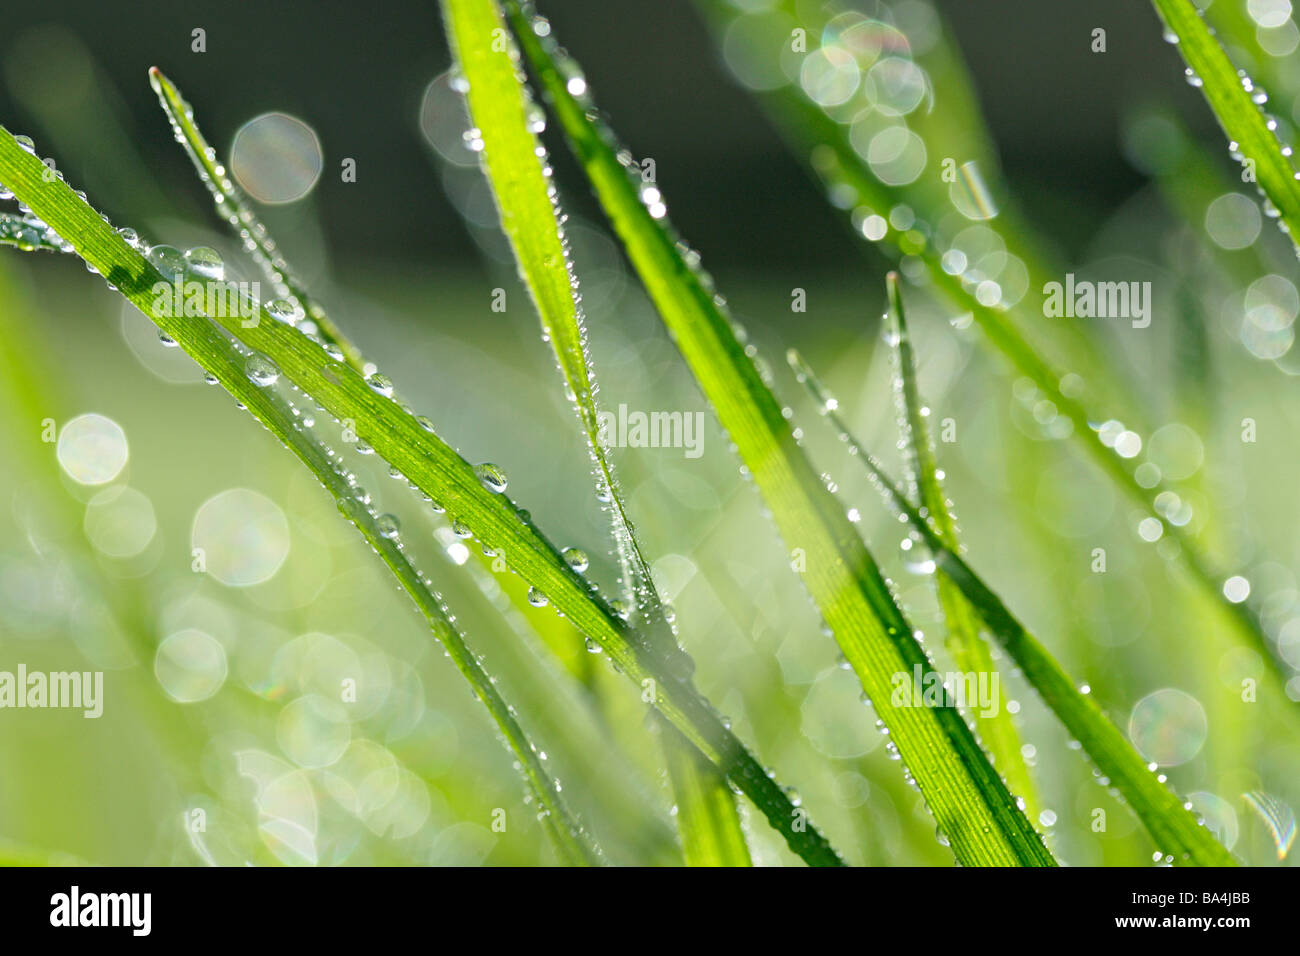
[788,353,1237,866]
[0,124,838,868]
[881,273,1038,815]
[1150,0,1300,251]
[147,68,366,373]
[505,0,1054,866]
[439,0,749,866]
[662,723,753,866]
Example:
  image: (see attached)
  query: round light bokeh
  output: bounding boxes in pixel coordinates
[57,413,129,485]
[84,485,156,558]
[231,112,323,204]
[192,488,291,587]
[278,694,352,769]
[154,628,228,703]
[1128,688,1208,767]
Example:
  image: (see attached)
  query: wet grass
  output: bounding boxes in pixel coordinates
[0,0,1296,866]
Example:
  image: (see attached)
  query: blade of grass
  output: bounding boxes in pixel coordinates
[0,123,839,867]
[439,0,750,866]
[1150,0,1300,252]
[147,68,365,373]
[504,0,1054,866]
[882,272,1038,815]
[787,348,1237,866]
[662,726,753,866]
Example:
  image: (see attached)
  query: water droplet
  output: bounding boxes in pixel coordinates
[184,245,225,281]
[147,244,185,279]
[474,462,508,493]
[366,373,394,397]
[245,353,280,386]
[266,298,304,325]
[376,514,401,539]
[527,587,549,607]
[562,547,589,573]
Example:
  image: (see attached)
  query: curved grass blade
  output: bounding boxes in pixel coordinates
[147,68,366,373]
[787,350,1237,866]
[504,0,1053,866]
[1150,0,1300,253]
[0,150,598,866]
[882,273,1037,814]
[688,0,1292,707]
[439,0,750,866]
[0,125,838,868]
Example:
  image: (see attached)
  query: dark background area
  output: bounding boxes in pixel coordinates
[0,0,1215,277]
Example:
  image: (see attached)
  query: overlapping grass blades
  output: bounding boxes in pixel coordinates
[881,272,1037,814]
[0,130,600,865]
[0,114,837,865]
[149,62,832,864]
[148,68,365,372]
[438,0,749,865]
[689,0,1293,706]
[502,0,1054,866]
[787,295,1236,866]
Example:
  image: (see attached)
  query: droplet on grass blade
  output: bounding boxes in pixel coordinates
[366,373,394,397]
[184,245,225,281]
[245,353,280,387]
[266,298,304,325]
[147,244,185,278]
[474,463,508,493]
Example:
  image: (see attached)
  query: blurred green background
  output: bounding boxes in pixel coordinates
[0,0,1298,865]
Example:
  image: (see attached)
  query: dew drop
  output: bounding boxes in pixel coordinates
[366,373,395,397]
[184,245,225,281]
[266,298,305,325]
[245,353,280,387]
[527,587,549,608]
[376,513,401,539]
[562,547,589,573]
[474,462,508,493]
[147,244,185,279]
